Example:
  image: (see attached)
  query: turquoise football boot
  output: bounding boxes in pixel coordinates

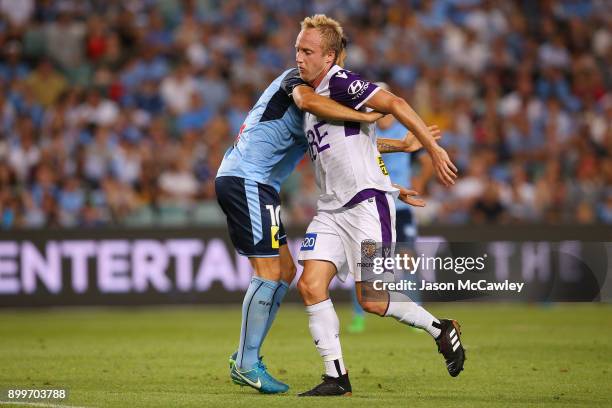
[230,358,289,394]
[228,351,247,386]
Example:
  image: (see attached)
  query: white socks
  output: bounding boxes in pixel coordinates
[305,294,440,378]
[385,291,441,338]
[306,299,347,378]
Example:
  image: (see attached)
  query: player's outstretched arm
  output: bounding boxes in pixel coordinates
[392,184,426,207]
[366,91,457,186]
[293,85,383,123]
[377,125,441,153]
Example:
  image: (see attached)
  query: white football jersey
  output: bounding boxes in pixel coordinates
[304,65,397,211]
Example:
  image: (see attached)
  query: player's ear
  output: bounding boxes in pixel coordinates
[325,49,335,65]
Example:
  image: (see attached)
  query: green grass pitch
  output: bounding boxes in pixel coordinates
[1,303,611,408]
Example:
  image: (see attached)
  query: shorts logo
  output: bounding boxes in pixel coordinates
[301,233,317,251]
[361,239,377,259]
[271,226,279,249]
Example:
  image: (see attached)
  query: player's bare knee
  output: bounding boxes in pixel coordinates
[297,277,325,303]
[281,262,297,285]
[250,257,282,281]
[297,276,312,297]
[279,245,297,284]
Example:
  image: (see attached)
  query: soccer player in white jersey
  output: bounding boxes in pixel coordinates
[293,15,466,396]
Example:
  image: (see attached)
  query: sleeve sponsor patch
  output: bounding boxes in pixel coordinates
[329,69,379,109]
[300,233,317,251]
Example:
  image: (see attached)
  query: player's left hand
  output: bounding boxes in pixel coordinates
[402,125,441,153]
[394,184,426,207]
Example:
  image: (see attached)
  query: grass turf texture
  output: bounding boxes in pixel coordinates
[0,304,611,408]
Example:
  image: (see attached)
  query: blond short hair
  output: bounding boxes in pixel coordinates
[301,14,346,66]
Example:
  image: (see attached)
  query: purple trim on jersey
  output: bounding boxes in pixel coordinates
[344,121,360,136]
[374,193,392,245]
[329,70,379,110]
[343,188,381,208]
[344,188,392,244]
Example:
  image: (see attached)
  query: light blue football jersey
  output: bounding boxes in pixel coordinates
[216,68,309,191]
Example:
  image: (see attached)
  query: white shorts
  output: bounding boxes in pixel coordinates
[298,190,396,282]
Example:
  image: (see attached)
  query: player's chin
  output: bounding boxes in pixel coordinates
[297,69,309,81]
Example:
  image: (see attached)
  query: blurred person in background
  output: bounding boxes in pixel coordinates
[158,155,199,205]
[25,59,67,108]
[160,60,196,115]
[471,178,508,223]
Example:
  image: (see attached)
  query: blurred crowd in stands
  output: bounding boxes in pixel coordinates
[0,0,610,229]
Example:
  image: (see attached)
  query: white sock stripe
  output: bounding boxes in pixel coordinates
[322,355,344,362]
[449,328,456,338]
[451,334,458,344]
[452,341,460,352]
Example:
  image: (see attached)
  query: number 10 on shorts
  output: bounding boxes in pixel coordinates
[266,205,281,249]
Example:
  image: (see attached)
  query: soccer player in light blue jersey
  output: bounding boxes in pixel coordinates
[215,67,384,394]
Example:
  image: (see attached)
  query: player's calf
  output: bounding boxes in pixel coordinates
[355,282,391,316]
[357,299,387,316]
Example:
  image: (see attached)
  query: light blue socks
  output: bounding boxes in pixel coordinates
[237,276,278,369]
[261,280,289,342]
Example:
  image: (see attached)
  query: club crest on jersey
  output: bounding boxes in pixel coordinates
[361,239,377,259]
[301,233,317,251]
